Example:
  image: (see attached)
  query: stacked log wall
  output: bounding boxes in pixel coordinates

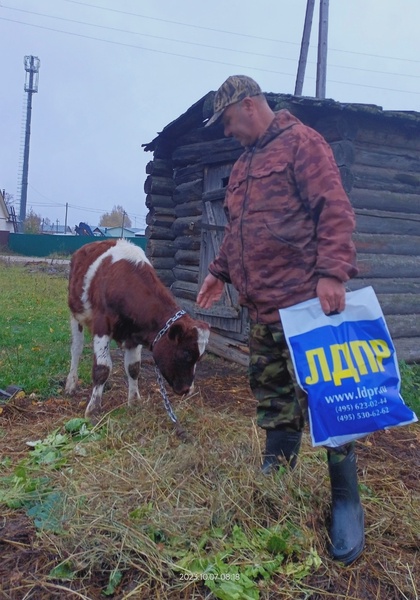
[315,113,420,362]
[144,158,176,287]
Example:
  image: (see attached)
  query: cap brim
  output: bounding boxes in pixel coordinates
[205,109,223,127]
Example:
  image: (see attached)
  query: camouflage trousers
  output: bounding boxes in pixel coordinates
[248,321,308,432]
[248,321,354,459]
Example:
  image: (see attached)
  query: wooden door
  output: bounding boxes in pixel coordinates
[197,164,248,341]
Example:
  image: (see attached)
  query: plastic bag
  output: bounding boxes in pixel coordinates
[279,286,418,447]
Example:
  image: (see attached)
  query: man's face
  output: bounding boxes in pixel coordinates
[222,100,257,147]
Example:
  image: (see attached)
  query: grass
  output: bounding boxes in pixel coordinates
[0,410,326,599]
[1,260,419,415]
[0,260,419,599]
[0,261,91,397]
[398,360,420,416]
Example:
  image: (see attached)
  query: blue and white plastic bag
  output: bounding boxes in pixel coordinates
[279,286,418,447]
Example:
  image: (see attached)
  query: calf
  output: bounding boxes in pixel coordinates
[65,239,210,421]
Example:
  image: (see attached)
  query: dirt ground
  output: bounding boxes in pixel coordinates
[0,350,419,599]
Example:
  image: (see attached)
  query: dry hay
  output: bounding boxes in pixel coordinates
[0,351,419,599]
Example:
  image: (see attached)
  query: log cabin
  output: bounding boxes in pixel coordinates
[143,91,420,365]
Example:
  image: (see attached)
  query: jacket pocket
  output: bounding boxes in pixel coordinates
[250,162,289,180]
[247,162,292,213]
[264,216,315,251]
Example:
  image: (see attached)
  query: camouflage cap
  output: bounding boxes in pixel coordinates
[205,75,262,127]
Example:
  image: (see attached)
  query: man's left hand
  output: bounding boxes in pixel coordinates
[316,277,346,315]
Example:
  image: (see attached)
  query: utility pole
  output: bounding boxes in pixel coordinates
[121,211,126,238]
[295,0,329,99]
[19,55,40,230]
[295,0,315,96]
[316,0,329,98]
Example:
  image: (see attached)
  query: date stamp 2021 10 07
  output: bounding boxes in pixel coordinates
[179,572,240,582]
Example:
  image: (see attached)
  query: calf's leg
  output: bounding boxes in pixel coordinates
[85,334,112,421]
[65,316,84,394]
[124,345,142,406]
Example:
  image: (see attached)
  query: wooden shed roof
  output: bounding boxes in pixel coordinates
[143,91,420,154]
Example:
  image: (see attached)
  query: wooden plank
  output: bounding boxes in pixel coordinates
[172,138,241,166]
[197,149,243,167]
[174,200,202,218]
[171,280,199,301]
[173,179,202,205]
[174,249,200,266]
[144,175,175,196]
[206,330,250,367]
[145,159,173,177]
[173,235,201,251]
[174,164,204,186]
[145,225,175,240]
[393,337,420,363]
[172,215,202,236]
[354,124,420,152]
[194,304,240,319]
[385,314,420,338]
[348,278,420,294]
[355,210,420,236]
[375,293,420,315]
[173,265,199,283]
[151,256,176,270]
[146,194,175,210]
[146,239,175,258]
[146,212,175,228]
[202,188,228,203]
[353,165,420,193]
[176,297,234,320]
[146,205,175,219]
[356,253,420,278]
[353,233,420,255]
[350,188,420,215]
[354,146,420,172]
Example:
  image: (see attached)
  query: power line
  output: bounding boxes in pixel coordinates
[27,185,146,222]
[3,5,420,81]
[61,0,420,65]
[2,16,420,96]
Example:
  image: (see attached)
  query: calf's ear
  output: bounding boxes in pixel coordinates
[168,322,184,343]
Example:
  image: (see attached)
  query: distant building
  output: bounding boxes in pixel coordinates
[92,226,143,238]
[41,222,73,235]
[0,190,15,233]
[91,226,107,236]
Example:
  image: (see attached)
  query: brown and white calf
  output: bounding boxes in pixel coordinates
[65,239,210,421]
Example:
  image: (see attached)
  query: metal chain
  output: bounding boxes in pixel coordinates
[155,366,179,424]
[151,310,186,350]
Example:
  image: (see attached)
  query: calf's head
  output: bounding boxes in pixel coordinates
[152,319,210,395]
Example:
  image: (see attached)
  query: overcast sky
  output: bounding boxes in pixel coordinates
[1,0,419,231]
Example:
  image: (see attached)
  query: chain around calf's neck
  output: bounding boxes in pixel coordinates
[151,309,186,350]
[151,309,189,438]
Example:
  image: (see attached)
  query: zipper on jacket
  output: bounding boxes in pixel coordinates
[240,145,259,319]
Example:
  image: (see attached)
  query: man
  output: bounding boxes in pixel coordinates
[197,75,364,565]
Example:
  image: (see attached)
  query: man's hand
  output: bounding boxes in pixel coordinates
[197,273,225,309]
[316,277,346,315]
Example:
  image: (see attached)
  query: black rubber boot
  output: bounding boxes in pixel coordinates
[261,429,302,474]
[327,446,365,565]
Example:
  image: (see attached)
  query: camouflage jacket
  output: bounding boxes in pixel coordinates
[209,109,358,324]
